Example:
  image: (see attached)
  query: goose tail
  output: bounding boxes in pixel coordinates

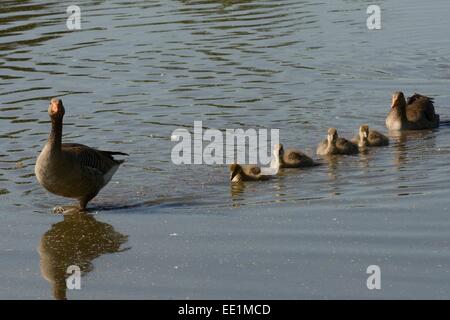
[100,150,129,164]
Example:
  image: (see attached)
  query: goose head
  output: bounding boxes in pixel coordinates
[48,98,65,120]
[327,128,338,145]
[391,91,406,110]
[229,163,243,182]
[273,143,284,158]
[270,143,283,169]
[359,124,370,142]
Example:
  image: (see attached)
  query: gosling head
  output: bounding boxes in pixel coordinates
[391,91,406,109]
[48,98,65,119]
[327,128,338,144]
[229,163,243,182]
[273,143,284,158]
[359,124,370,140]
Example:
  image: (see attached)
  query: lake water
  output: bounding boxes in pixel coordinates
[1,0,450,299]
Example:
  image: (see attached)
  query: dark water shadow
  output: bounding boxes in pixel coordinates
[178,0,256,9]
[38,212,129,300]
[89,196,206,213]
[439,120,450,127]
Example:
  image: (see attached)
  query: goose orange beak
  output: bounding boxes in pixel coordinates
[50,98,63,113]
[390,95,398,109]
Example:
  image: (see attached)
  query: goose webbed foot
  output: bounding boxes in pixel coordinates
[52,205,82,215]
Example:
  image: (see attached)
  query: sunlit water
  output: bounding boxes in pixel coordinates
[1,0,450,299]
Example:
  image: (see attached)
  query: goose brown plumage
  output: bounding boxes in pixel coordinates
[271,143,316,168]
[35,98,128,210]
[316,128,359,156]
[386,92,440,130]
[229,163,272,182]
[353,125,389,148]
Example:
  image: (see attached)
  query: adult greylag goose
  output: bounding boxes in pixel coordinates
[353,125,389,148]
[35,98,128,211]
[316,128,359,156]
[270,143,315,168]
[386,92,440,130]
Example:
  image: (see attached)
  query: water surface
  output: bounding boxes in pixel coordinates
[1,0,450,299]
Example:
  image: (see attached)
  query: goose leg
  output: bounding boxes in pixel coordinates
[79,199,89,211]
[53,206,67,214]
[79,193,97,211]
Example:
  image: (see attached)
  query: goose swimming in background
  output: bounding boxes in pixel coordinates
[353,125,389,148]
[386,92,440,130]
[35,98,128,211]
[270,143,316,168]
[316,128,359,156]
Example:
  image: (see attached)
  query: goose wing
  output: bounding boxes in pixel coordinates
[286,150,303,162]
[336,138,358,154]
[407,94,436,122]
[62,143,127,175]
[249,166,261,176]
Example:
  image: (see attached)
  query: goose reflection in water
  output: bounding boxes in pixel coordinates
[389,130,437,169]
[388,130,437,197]
[38,212,129,300]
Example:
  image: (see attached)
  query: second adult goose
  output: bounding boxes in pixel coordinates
[386,91,440,130]
[35,98,128,211]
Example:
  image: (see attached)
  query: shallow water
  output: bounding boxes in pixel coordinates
[1,0,450,299]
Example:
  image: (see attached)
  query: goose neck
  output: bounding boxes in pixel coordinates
[49,117,63,150]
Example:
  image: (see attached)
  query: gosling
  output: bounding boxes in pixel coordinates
[271,143,315,168]
[229,164,274,182]
[316,128,359,156]
[353,125,389,148]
